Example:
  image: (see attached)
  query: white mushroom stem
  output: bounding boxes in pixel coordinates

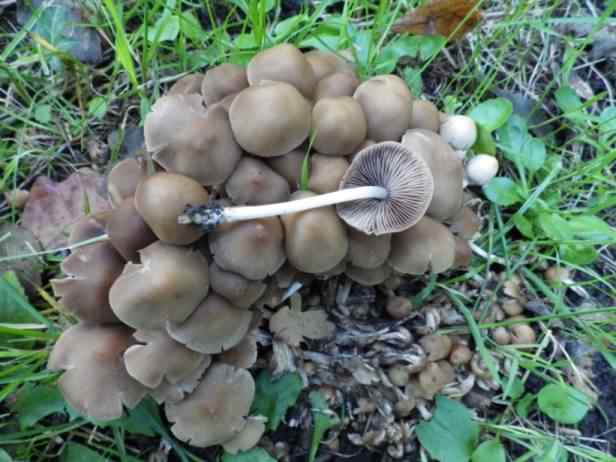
[179,186,388,229]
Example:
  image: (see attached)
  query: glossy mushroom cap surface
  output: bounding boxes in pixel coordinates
[109,241,209,329]
[201,63,248,106]
[282,191,348,274]
[135,172,209,245]
[225,157,290,205]
[353,75,413,141]
[209,218,286,280]
[247,43,317,99]
[48,323,147,421]
[312,96,367,155]
[229,81,312,157]
[337,142,434,235]
[146,96,242,185]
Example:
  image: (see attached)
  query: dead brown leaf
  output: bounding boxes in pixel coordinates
[269,300,335,347]
[0,223,43,292]
[392,0,482,41]
[21,169,110,249]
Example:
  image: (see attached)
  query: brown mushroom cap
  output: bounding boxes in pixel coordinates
[229,81,312,157]
[401,129,464,221]
[51,239,125,324]
[201,63,248,106]
[109,241,209,329]
[308,154,349,194]
[135,172,209,245]
[337,142,434,235]
[453,237,472,268]
[222,417,266,455]
[347,228,391,269]
[281,191,348,274]
[209,218,286,280]
[304,50,355,81]
[107,159,147,208]
[225,157,290,205]
[386,296,413,320]
[247,43,317,98]
[165,363,255,447]
[146,96,242,186]
[106,198,157,262]
[124,329,209,389]
[150,357,211,404]
[168,73,204,96]
[345,263,391,286]
[166,294,252,356]
[266,149,305,190]
[312,97,367,155]
[68,211,110,244]
[419,334,453,362]
[209,263,267,308]
[447,207,481,240]
[449,345,473,366]
[315,72,360,100]
[418,361,455,398]
[219,328,258,369]
[409,100,440,132]
[353,75,413,141]
[389,216,456,275]
[48,323,147,421]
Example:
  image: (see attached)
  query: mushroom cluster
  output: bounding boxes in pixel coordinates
[48,43,497,451]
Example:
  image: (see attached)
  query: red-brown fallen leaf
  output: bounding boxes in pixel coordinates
[22,169,110,250]
[392,0,482,41]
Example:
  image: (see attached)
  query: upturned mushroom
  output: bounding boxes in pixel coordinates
[247,43,317,99]
[48,323,147,421]
[353,75,413,141]
[109,241,209,329]
[145,95,242,186]
[229,81,312,157]
[201,63,248,106]
[225,157,290,205]
[311,96,367,155]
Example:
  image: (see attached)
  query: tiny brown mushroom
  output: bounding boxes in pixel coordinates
[510,323,536,345]
[353,75,413,142]
[107,158,147,208]
[225,157,290,205]
[388,365,410,387]
[448,207,481,240]
[165,363,255,447]
[146,96,242,186]
[48,323,147,421]
[106,198,157,262]
[229,81,312,157]
[168,73,204,96]
[109,241,209,329]
[420,334,453,362]
[209,218,286,280]
[449,345,473,366]
[167,293,253,354]
[502,299,524,317]
[281,191,348,274]
[51,236,125,323]
[315,72,360,100]
[491,327,511,345]
[201,63,248,106]
[209,263,266,308]
[266,149,305,190]
[453,237,473,268]
[124,329,209,389]
[418,361,455,399]
[311,97,367,155]
[308,154,349,194]
[389,216,457,275]
[401,129,464,221]
[409,100,440,132]
[345,264,391,286]
[347,228,391,269]
[386,296,413,320]
[247,44,317,98]
[304,50,355,81]
[135,172,209,245]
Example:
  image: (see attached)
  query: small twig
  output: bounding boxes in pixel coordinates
[469,241,507,265]
[0,234,109,263]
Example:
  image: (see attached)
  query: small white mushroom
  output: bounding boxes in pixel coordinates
[440,115,477,150]
[465,154,499,186]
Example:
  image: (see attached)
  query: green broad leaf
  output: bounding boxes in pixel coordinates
[512,213,534,238]
[536,213,572,242]
[402,67,423,96]
[274,15,307,40]
[537,383,591,424]
[515,393,535,418]
[221,448,276,462]
[88,96,108,120]
[561,244,597,265]
[234,33,258,50]
[251,371,303,432]
[375,36,421,74]
[497,115,545,171]
[555,86,585,122]
[468,98,513,132]
[482,177,523,206]
[34,104,52,124]
[0,449,12,462]
[418,36,446,61]
[598,106,616,145]
[533,439,568,462]
[416,396,479,462]
[521,137,546,172]
[227,0,275,14]
[60,443,107,462]
[308,391,340,462]
[120,399,161,437]
[471,439,506,462]
[147,13,180,42]
[567,215,616,241]
[472,124,496,155]
[11,383,67,429]
[179,11,206,42]
[504,377,525,400]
